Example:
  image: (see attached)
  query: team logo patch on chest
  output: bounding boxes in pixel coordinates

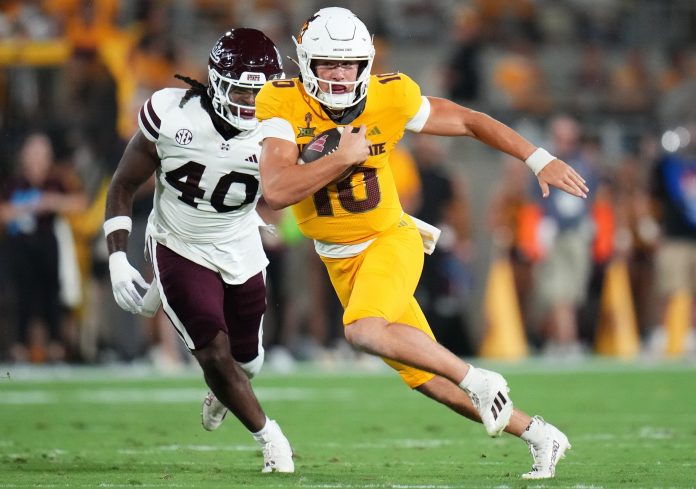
[175,128,193,145]
[297,112,317,138]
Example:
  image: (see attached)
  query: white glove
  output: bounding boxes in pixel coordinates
[109,251,149,314]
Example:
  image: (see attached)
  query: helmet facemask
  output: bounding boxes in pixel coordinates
[208,68,271,131]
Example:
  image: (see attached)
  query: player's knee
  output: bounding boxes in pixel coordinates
[194,331,231,372]
[237,349,264,379]
[344,319,383,352]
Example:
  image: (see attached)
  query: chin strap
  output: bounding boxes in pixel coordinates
[323,96,367,125]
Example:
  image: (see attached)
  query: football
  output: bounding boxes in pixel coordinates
[299,127,357,183]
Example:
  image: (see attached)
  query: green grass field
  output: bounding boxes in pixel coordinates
[1,360,695,488]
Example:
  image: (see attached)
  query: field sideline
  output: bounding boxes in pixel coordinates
[1,359,694,489]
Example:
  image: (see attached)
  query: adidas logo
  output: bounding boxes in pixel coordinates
[490,391,508,420]
[244,154,259,163]
[367,126,381,136]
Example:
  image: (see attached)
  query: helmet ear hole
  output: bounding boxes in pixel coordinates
[357,60,369,77]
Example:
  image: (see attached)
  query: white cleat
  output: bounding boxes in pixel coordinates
[521,416,571,479]
[201,392,228,431]
[260,420,294,473]
[462,368,513,437]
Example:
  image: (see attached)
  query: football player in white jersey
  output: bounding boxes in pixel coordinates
[103,28,293,473]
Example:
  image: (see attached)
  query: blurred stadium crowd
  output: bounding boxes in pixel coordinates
[1,0,696,367]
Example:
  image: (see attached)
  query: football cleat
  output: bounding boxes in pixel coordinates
[462,368,513,437]
[201,391,228,431]
[522,416,571,479]
[259,420,294,473]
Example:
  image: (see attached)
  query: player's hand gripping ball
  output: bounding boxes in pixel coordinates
[299,127,359,184]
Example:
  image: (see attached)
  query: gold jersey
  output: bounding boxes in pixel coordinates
[256,73,423,244]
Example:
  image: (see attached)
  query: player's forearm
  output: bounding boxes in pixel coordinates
[104,183,137,253]
[262,153,351,210]
[423,99,537,162]
[466,111,536,163]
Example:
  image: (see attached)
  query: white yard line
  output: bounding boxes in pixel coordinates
[1,358,695,384]
[0,387,352,404]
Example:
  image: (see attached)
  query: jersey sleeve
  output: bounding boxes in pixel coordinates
[392,73,424,122]
[405,96,430,132]
[137,89,176,142]
[255,82,288,123]
[261,117,296,143]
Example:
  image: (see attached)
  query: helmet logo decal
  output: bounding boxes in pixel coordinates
[210,43,223,64]
[297,14,319,43]
[240,72,265,83]
[297,113,317,138]
[175,128,193,145]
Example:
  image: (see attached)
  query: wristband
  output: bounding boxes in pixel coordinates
[103,216,132,237]
[525,148,556,175]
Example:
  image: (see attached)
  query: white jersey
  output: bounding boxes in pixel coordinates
[139,87,267,284]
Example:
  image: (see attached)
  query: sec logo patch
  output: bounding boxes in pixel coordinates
[175,129,193,145]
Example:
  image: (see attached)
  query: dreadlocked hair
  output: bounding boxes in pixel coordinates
[174,74,213,113]
[174,73,241,139]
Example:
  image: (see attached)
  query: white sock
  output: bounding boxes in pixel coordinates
[520,417,543,444]
[251,417,272,444]
[458,365,482,391]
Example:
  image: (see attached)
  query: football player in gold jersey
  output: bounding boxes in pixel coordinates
[256,7,586,479]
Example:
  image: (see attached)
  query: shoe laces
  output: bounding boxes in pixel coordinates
[468,391,481,410]
[527,417,550,472]
[262,443,277,469]
[528,444,543,472]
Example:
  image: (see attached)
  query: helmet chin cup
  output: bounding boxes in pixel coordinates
[313,78,359,109]
[317,89,356,109]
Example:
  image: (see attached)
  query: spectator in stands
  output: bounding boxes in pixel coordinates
[532,115,596,356]
[648,128,696,354]
[658,45,694,95]
[62,47,121,165]
[571,43,610,115]
[491,35,551,115]
[473,0,540,42]
[609,47,656,115]
[443,6,483,106]
[0,132,86,363]
[57,0,120,52]
[613,144,660,338]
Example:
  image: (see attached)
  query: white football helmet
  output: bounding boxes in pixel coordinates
[293,7,375,110]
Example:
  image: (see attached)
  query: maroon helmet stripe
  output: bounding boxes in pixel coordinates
[139,106,159,140]
[146,98,161,128]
